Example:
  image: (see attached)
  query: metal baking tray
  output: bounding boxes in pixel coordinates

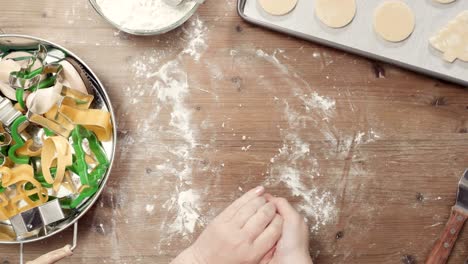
[0,35,116,263]
[238,0,468,86]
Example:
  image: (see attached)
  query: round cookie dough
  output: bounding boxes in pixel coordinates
[434,0,456,3]
[258,0,298,16]
[373,1,415,42]
[315,0,356,28]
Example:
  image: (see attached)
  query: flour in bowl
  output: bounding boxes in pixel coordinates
[95,0,197,32]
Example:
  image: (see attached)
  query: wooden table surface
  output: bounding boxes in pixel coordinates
[0,1,467,263]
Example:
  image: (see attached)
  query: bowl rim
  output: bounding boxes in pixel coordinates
[88,0,200,36]
[0,34,117,245]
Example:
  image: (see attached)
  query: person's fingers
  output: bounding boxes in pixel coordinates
[258,245,276,264]
[270,197,301,221]
[271,197,311,252]
[232,196,267,227]
[242,202,277,239]
[253,214,283,256]
[218,186,265,220]
[264,193,274,201]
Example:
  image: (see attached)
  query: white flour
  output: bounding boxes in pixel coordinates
[303,92,336,112]
[252,49,339,232]
[169,189,201,235]
[251,48,381,235]
[95,0,196,31]
[182,18,208,61]
[118,17,209,247]
[145,204,155,214]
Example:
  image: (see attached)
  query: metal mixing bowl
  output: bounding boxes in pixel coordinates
[0,34,116,259]
[88,0,200,35]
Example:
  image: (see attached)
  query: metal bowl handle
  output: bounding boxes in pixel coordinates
[20,222,78,264]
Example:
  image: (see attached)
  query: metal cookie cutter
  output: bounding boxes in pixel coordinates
[0,34,115,264]
[11,192,77,264]
[0,132,12,147]
[0,131,12,166]
[8,44,47,90]
[10,199,65,237]
[0,95,24,166]
[0,96,22,127]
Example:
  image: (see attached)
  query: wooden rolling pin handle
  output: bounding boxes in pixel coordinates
[425,207,468,264]
[26,245,73,264]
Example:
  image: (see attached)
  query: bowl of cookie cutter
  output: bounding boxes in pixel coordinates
[0,35,116,263]
[88,0,205,36]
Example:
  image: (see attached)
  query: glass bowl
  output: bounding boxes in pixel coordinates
[88,0,201,36]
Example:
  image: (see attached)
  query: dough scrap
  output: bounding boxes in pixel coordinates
[373,1,415,42]
[26,82,63,115]
[315,0,356,28]
[430,10,468,62]
[41,136,73,192]
[0,59,20,83]
[258,0,298,16]
[59,60,89,95]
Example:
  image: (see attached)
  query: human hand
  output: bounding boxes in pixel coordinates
[260,195,313,264]
[171,186,283,264]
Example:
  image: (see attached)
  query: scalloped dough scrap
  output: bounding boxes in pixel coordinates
[430,10,468,63]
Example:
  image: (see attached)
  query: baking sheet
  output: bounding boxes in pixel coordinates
[238,0,468,86]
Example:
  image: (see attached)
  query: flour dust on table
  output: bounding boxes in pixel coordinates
[115,17,211,252]
[247,48,384,233]
[117,13,383,256]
